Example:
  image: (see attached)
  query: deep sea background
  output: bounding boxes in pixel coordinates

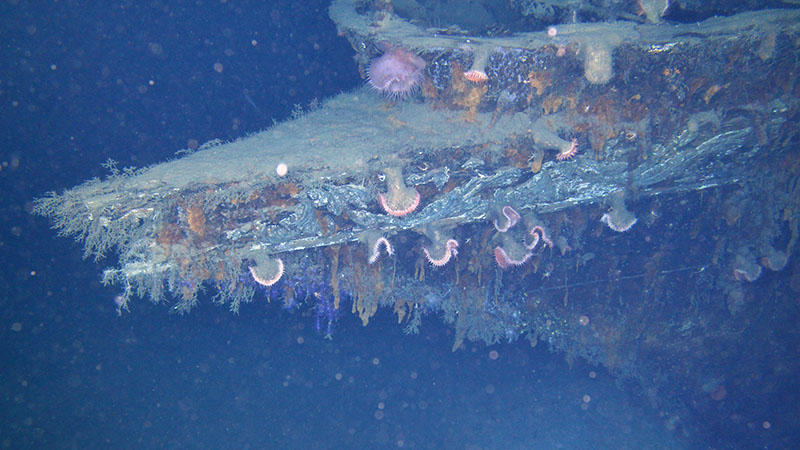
[1,1,794,449]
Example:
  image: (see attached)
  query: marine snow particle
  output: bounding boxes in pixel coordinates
[276,162,288,177]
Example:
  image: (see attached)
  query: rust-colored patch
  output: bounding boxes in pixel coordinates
[541,95,562,115]
[186,204,206,237]
[394,298,408,323]
[703,83,729,104]
[215,261,226,281]
[282,285,296,308]
[421,77,438,99]
[157,223,183,247]
[439,178,459,194]
[575,94,627,160]
[529,149,544,173]
[260,182,301,209]
[564,95,578,110]
[328,246,341,309]
[623,94,648,122]
[457,85,487,122]
[757,32,777,61]
[181,285,195,301]
[274,182,302,197]
[449,62,488,122]
[351,261,383,326]
[316,210,329,236]
[688,77,707,98]
[525,71,553,102]
[503,147,529,169]
[387,115,409,127]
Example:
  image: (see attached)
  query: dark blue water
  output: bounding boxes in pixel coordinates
[2,1,798,449]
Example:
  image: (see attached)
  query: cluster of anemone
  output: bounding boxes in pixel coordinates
[492,206,553,269]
